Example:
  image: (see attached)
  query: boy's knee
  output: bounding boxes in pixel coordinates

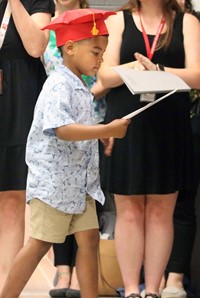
[76,229,100,249]
[28,237,52,259]
[91,230,100,248]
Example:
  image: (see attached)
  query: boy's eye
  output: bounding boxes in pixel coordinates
[92,51,99,56]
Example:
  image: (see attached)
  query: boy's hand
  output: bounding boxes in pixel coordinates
[100,119,130,156]
[107,118,131,138]
[100,137,114,156]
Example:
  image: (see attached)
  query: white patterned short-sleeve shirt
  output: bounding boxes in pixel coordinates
[26,65,105,214]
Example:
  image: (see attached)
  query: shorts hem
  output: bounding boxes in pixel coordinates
[30,232,65,244]
[70,224,99,236]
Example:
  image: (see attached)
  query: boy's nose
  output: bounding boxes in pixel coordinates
[97,57,103,64]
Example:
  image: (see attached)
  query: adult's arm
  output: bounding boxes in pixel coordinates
[135,13,200,89]
[98,11,144,89]
[9,0,52,58]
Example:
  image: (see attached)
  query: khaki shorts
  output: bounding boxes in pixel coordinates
[29,196,99,243]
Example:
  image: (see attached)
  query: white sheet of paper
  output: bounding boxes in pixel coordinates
[122,89,177,119]
[112,67,190,94]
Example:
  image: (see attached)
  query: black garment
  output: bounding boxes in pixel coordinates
[168,192,196,274]
[167,134,200,275]
[100,11,193,195]
[53,235,77,267]
[166,11,200,283]
[0,0,55,190]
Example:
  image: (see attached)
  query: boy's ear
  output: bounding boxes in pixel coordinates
[63,40,76,55]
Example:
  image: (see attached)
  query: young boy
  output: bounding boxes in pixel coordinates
[0,9,130,298]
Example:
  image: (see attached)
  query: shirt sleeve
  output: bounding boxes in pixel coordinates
[30,0,55,16]
[42,76,76,136]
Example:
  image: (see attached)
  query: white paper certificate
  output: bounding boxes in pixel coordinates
[112,67,190,94]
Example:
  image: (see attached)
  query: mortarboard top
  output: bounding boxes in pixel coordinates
[42,8,116,47]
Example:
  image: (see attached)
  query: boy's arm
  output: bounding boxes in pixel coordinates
[55,119,130,141]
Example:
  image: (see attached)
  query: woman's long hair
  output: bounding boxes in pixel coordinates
[117,0,182,49]
[183,0,200,21]
[184,0,193,12]
[80,0,89,8]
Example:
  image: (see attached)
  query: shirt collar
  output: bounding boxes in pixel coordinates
[56,64,91,92]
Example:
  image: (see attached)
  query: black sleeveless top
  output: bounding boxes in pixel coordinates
[0,0,55,190]
[100,11,193,195]
[0,0,55,145]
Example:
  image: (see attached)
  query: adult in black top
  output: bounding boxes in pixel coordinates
[98,0,200,297]
[0,0,54,290]
[161,1,200,297]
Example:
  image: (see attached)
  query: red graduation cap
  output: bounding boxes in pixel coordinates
[43,8,116,47]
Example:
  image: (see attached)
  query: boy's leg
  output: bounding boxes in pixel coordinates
[0,237,51,298]
[75,229,99,298]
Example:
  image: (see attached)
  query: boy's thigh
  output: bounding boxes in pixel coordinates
[68,195,99,235]
[29,198,73,243]
[29,196,99,244]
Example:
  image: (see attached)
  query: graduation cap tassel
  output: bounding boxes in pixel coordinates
[91,14,99,35]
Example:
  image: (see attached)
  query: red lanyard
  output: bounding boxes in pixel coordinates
[138,10,165,60]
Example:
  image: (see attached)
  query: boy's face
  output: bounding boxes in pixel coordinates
[63,36,108,78]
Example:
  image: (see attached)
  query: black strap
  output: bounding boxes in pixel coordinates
[126,294,141,298]
[145,293,159,298]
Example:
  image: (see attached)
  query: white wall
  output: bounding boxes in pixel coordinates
[88,0,124,10]
[89,0,200,11]
[193,0,200,11]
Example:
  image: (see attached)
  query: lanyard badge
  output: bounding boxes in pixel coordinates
[138,10,165,102]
